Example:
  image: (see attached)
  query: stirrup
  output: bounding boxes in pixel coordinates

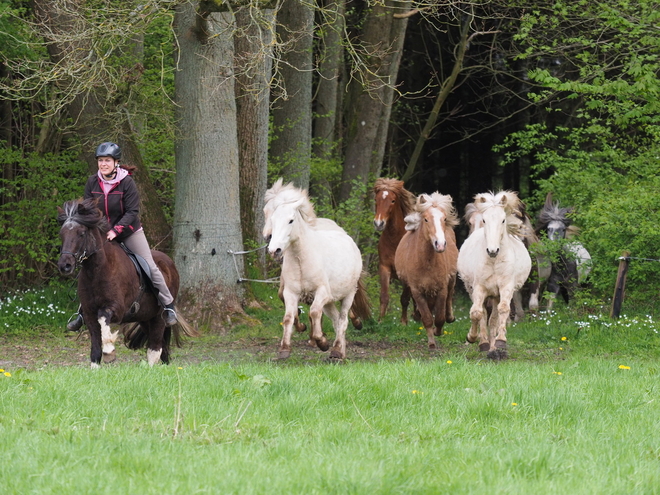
[163,307,178,326]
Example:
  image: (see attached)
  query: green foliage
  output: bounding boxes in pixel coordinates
[0,146,87,288]
[498,0,660,304]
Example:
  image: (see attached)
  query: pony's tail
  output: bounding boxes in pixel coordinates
[351,273,372,321]
[171,313,199,347]
[123,310,199,350]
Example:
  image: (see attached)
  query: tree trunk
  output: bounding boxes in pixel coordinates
[270,0,314,189]
[339,1,410,201]
[235,5,275,250]
[173,4,244,324]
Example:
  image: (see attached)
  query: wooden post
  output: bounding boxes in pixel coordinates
[610,251,631,318]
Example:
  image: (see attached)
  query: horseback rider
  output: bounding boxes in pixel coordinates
[67,142,178,331]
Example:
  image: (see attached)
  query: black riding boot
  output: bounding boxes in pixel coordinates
[67,311,84,332]
[163,303,178,326]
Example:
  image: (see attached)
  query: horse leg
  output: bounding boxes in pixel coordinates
[278,290,300,359]
[85,310,103,368]
[146,319,166,366]
[511,290,524,322]
[466,287,489,352]
[348,309,362,331]
[400,283,412,325]
[489,289,515,360]
[279,281,306,333]
[433,289,448,338]
[378,264,391,321]
[98,310,119,364]
[410,288,436,350]
[309,289,331,353]
[328,292,355,360]
[445,274,457,324]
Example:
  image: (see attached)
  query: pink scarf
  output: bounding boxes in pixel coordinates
[98,167,129,193]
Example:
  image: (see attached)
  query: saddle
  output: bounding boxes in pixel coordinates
[119,242,160,313]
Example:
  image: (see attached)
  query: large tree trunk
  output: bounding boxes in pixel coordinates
[173,4,244,325]
[339,1,410,201]
[235,5,275,249]
[269,0,315,189]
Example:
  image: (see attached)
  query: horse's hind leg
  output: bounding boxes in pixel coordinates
[146,319,165,366]
[327,293,355,360]
[378,265,392,321]
[400,283,412,325]
[445,274,457,324]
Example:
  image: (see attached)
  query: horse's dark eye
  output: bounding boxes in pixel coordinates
[288,219,293,224]
[391,200,396,204]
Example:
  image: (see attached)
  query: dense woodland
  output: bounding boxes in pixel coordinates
[1,0,660,314]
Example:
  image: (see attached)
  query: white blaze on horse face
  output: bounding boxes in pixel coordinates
[268,204,297,259]
[482,206,506,257]
[428,207,447,253]
[373,191,391,230]
[547,220,566,240]
[99,316,118,356]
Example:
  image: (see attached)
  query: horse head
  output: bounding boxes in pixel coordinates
[475,191,522,258]
[414,192,458,253]
[373,178,415,232]
[267,195,311,262]
[538,192,573,241]
[57,198,106,276]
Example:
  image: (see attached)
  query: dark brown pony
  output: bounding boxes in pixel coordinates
[57,198,196,367]
[373,178,417,323]
[394,193,459,349]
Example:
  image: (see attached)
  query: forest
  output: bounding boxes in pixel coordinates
[1,0,660,317]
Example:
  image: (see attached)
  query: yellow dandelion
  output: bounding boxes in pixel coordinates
[0,369,4,373]
[412,390,419,394]
[419,327,424,330]
[553,371,562,375]
[417,332,421,335]
[4,372,11,377]
[618,365,631,370]
[446,360,453,364]
[177,367,183,370]
[561,336,567,341]
[559,347,563,350]
[511,402,518,406]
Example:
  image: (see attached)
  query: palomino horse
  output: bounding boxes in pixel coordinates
[263,178,365,333]
[458,191,532,360]
[266,182,370,360]
[534,192,592,310]
[464,199,541,321]
[373,178,417,323]
[394,193,459,349]
[57,198,196,367]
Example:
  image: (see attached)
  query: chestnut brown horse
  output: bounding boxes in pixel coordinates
[394,193,459,349]
[373,178,417,323]
[57,198,196,367]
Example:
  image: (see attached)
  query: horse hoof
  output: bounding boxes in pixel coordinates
[352,319,363,330]
[315,335,330,352]
[102,350,116,363]
[478,343,490,353]
[328,349,344,361]
[447,315,455,324]
[295,323,307,333]
[277,349,291,360]
[495,340,507,350]
[428,343,437,351]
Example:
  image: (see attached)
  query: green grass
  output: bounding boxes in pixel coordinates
[2,281,660,493]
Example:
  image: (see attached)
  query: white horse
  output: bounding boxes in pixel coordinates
[458,191,532,359]
[266,182,368,360]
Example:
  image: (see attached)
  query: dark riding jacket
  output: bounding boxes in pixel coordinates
[84,173,142,242]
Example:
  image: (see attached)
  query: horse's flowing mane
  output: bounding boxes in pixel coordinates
[538,200,573,229]
[265,178,317,225]
[57,198,109,232]
[473,191,526,237]
[373,178,416,216]
[404,192,459,231]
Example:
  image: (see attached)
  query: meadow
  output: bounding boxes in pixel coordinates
[1,282,660,494]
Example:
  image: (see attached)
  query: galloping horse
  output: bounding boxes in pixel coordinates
[394,193,459,349]
[266,182,370,360]
[535,193,592,310]
[458,191,532,360]
[373,178,417,323]
[57,198,196,367]
[264,178,366,332]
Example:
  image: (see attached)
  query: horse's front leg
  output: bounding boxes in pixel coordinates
[445,273,457,323]
[308,288,332,353]
[490,287,515,360]
[411,288,436,350]
[378,264,392,321]
[466,286,489,352]
[85,310,103,368]
[98,309,119,365]
[400,283,412,325]
[278,289,300,359]
[327,291,355,360]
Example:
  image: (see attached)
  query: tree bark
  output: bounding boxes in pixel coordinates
[235,5,275,249]
[173,4,244,321]
[270,0,315,189]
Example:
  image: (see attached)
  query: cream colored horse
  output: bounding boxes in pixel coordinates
[458,191,532,359]
[266,182,368,360]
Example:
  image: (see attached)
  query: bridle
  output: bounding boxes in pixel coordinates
[60,225,107,268]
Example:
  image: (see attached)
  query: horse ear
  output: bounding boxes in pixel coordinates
[544,192,553,208]
[57,206,64,216]
[418,194,429,205]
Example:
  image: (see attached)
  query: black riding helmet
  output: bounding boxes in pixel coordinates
[95,142,121,161]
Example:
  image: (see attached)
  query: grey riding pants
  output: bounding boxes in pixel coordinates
[122,230,174,306]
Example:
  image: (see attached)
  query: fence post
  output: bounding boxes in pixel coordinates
[610,251,630,319]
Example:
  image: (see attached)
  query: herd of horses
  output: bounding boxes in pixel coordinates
[56,179,591,367]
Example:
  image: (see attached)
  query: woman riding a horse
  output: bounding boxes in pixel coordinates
[67,142,178,331]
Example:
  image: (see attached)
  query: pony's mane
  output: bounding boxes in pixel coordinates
[404,192,459,231]
[373,177,416,216]
[537,201,573,229]
[57,198,109,232]
[265,178,317,225]
[463,202,480,226]
[473,191,525,237]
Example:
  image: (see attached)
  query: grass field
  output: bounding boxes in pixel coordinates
[1,282,660,494]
